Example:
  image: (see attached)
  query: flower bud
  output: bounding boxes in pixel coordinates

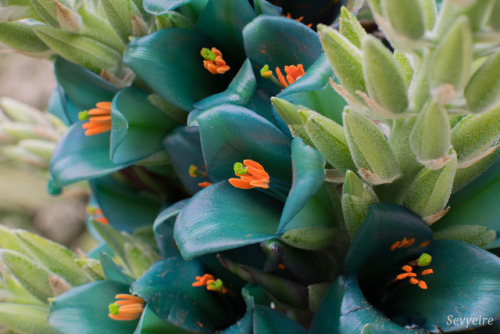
[0,249,55,302]
[75,258,105,281]
[19,139,56,162]
[488,0,500,31]
[410,102,452,170]
[124,242,154,278]
[339,6,367,49]
[30,0,64,27]
[429,16,472,105]
[381,0,426,40]
[302,109,356,173]
[434,225,497,248]
[102,0,136,42]
[465,51,500,114]
[0,21,51,57]
[362,35,408,114]
[0,304,54,334]
[33,25,123,74]
[451,105,500,167]
[318,24,366,102]
[342,171,379,238]
[403,152,457,223]
[343,108,401,184]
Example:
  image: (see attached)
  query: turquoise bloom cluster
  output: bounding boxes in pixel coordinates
[0,0,499,333]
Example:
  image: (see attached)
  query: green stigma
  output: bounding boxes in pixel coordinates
[189,164,198,178]
[234,162,247,175]
[78,110,89,121]
[260,64,271,78]
[201,48,216,61]
[108,303,120,315]
[207,279,224,291]
[417,253,432,267]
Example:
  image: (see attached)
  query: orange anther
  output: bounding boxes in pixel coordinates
[418,280,428,289]
[396,273,409,280]
[407,273,417,277]
[421,269,434,275]
[201,47,230,75]
[278,263,286,270]
[402,265,413,273]
[391,237,416,251]
[82,102,112,136]
[95,216,109,225]
[409,278,419,285]
[419,240,431,248]
[198,182,212,188]
[229,159,270,189]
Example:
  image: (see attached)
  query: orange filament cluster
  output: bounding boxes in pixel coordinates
[108,294,145,321]
[229,159,270,189]
[86,206,109,225]
[390,237,416,251]
[201,47,230,75]
[82,102,112,136]
[188,164,211,188]
[192,274,228,294]
[283,13,312,27]
[276,65,305,88]
[198,181,212,188]
[394,261,434,290]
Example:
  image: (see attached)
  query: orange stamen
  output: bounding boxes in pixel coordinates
[418,280,428,289]
[201,47,230,75]
[283,13,312,27]
[82,102,112,136]
[278,263,286,270]
[192,274,228,294]
[108,294,145,321]
[421,269,434,275]
[95,216,109,225]
[396,273,409,280]
[390,237,416,251]
[409,277,419,285]
[198,182,212,188]
[402,265,413,273]
[229,159,270,189]
[275,65,305,88]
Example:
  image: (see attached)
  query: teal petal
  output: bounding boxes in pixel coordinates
[135,305,193,334]
[54,57,117,111]
[339,276,422,333]
[191,59,257,118]
[433,156,500,242]
[195,0,256,63]
[50,124,127,187]
[143,0,200,15]
[124,28,230,111]
[219,311,253,334]
[253,0,282,16]
[131,257,242,332]
[100,252,135,285]
[390,239,500,332]
[197,104,291,183]
[278,55,346,125]
[174,181,281,259]
[309,277,345,334]
[90,175,162,231]
[243,16,321,71]
[162,126,206,195]
[49,281,138,334]
[48,87,72,125]
[248,89,282,126]
[253,305,307,334]
[278,137,325,232]
[110,87,178,165]
[153,199,188,257]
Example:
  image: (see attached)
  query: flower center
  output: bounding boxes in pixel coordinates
[393,253,434,290]
[229,159,270,189]
[86,206,109,225]
[260,64,305,89]
[201,47,230,75]
[192,273,228,294]
[79,102,112,136]
[108,294,145,321]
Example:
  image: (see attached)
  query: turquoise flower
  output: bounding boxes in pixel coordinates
[310,203,500,333]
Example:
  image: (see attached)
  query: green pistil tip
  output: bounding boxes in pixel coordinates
[109,303,120,315]
[260,65,271,78]
[201,48,216,61]
[189,164,198,178]
[78,110,89,121]
[208,279,224,291]
[417,253,432,267]
[234,162,247,175]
